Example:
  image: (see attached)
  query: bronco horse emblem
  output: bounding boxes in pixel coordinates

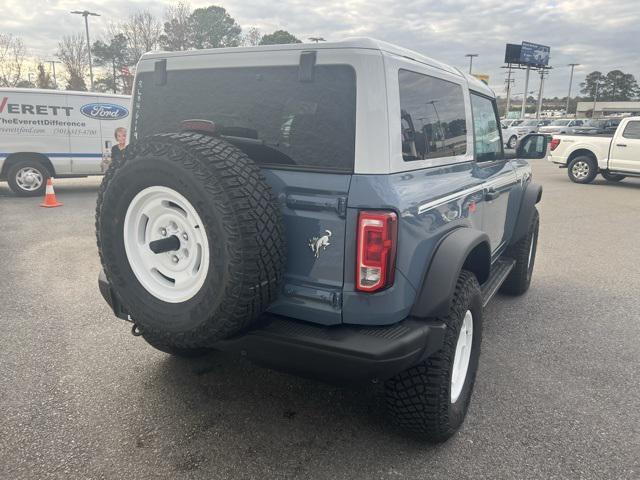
[309,230,332,258]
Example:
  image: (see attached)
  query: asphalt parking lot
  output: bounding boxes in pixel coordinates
[1,161,639,480]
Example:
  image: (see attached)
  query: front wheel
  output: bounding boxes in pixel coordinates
[501,208,539,295]
[567,156,598,184]
[385,270,482,442]
[601,171,626,182]
[7,160,49,197]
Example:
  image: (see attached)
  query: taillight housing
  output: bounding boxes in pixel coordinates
[356,211,398,292]
[550,138,561,151]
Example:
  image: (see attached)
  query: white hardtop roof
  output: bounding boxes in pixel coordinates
[0,87,130,99]
[141,37,465,77]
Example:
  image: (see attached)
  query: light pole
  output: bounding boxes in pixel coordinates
[47,60,61,88]
[520,65,531,118]
[465,54,478,74]
[71,10,100,91]
[308,37,325,43]
[566,63,580,117]
[592,81,604,118]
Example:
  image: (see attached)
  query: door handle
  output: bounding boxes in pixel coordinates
[484,188,500,201]
[616,144,627,147]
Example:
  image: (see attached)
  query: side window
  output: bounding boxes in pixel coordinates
[398,69,467,161]
[622,121,640,139]
[470,93,503,162]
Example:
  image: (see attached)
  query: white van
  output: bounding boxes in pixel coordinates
[0,88,131,196]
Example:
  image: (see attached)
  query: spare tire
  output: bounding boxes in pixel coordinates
[96,132,285,352]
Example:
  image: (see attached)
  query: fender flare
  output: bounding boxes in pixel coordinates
[510,182,542,245]
[410,228,491,319]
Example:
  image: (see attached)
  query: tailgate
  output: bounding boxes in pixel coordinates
[262,169,351,326]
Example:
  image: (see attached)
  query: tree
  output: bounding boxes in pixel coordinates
[160,2,193,51]
[242,27,261,47]
[603,70,638,101]
[117,10,162,64]
[580,71,605,99]
[35,63,55,89]
[259,30,301,45]
[92,34,129,93]
[0,33,27,87]
[57,33,88,91]
[190,6,242,49]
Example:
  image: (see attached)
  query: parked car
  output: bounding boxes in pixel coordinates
[501,118,523,129]
[96,38,548,442]
[548,116,640,183]
[514,119,547,136]
[501,121,520,148]
[538,118,585,135]
[572,118,621,135]
[0,87,130,196]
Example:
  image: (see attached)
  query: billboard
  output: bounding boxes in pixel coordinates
[504,44,522,64]
[520,41,550,66]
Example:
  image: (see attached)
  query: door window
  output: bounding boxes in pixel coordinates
[470,93,503,162]
[622,121,640,139]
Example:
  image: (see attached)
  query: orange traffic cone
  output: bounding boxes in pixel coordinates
[40,178,63,208]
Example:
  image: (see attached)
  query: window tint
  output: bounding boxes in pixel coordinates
[398,69,467,161]
[470,93,503,162]
[134,65,356,172]
[622,121,640,139]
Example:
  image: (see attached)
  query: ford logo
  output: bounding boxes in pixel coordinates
[80,103,129,120]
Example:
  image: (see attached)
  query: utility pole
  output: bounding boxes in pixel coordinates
[536,69,546,120]
[465,54,478,74]
[566,63,580,117]
[308,37,325,43]
[47,60,61,88]
[71,10,100,91]
[520,65,531,118]
[505,64,514,117]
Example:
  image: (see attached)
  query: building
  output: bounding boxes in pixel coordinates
[576,101,640,118]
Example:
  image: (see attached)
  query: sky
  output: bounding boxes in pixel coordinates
[1,0,638,98]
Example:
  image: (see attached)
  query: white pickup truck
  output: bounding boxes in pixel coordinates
[548,116,640,183]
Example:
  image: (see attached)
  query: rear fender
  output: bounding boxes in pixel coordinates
[410,228,491,319]
[510,182,542,245]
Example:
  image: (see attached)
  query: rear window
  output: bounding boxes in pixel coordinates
[133,65,356,172]
[398,69,467,161]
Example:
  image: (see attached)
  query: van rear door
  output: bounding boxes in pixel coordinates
[134,61,357,325]
[66,93,102,174]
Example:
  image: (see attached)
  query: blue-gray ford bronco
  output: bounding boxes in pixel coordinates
[96,38,548,442]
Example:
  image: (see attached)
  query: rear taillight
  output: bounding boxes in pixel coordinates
[550,138,561,151]
[356,211,398,292]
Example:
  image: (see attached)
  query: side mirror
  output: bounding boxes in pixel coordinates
[517,134,549,159]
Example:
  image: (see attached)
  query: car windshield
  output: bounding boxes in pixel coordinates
[550,120,570,126]
[521,120,539,126]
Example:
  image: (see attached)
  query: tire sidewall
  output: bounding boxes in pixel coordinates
[568,156,597,184]
[99,155,231,336]
[448,285,483,424]
[7,160,49,197]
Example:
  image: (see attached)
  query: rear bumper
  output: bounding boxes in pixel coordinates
[98,271,446,382]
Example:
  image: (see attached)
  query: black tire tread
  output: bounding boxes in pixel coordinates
[501,208,539,295]
[385,270,482,442]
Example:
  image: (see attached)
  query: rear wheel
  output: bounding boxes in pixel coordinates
[567,156,598,184]
[601,171,626,182]
[385,270,482,442]
[7,160,49,197]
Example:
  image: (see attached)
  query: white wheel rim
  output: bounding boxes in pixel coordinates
[572,161,589,179]
[123,186,210,303]
[451,310,474,403]
[16,167,44,191]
